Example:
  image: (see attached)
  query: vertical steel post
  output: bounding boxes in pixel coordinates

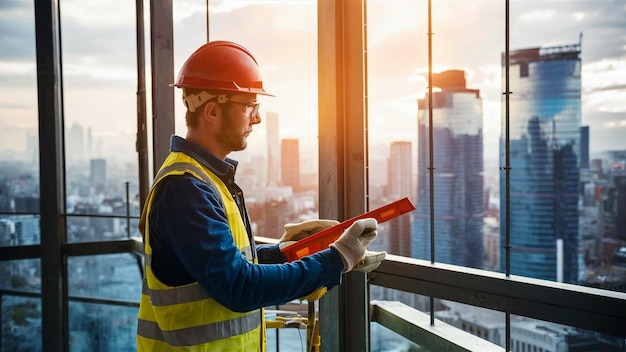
[504,0,512,350]
[136,0,149,210]
[150,0,175,174]
[35,0,68,350]
[426,0,436,326]
[318,0,369,350]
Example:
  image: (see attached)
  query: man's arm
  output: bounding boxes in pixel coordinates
[151,175,344,312]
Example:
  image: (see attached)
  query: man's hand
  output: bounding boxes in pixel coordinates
[330,218,378,272]
[354,250,386,273]
[280,219,340,242]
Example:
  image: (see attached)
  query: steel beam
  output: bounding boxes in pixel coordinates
[34,0,67,350]
[150,0,175,174]
[318,0,369,350]
[370,254,626,338]
[370,301,504,351]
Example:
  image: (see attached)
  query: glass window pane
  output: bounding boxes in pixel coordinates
[371,322,423,351]
[68,254,142,301]
[366,0,626,292]
[173,1,319,238]
[510,314,625,351]
[59,0,141,237]
[0,0,39,245]
[366,0,425,257]
[66,214,140,243]
[69,303,137,352]
[504,0,626,289]
[0,214,40,246]
[68,254,141,351]
[366,0,504,268]
[0,259,41,351]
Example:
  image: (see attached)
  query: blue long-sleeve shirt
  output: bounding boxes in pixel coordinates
[148,136,344,312]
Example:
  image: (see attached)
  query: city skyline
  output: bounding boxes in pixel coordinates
[1,1,625,163]
[1,2,625,351]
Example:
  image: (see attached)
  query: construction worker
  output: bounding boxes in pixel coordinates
[136,41,386,351]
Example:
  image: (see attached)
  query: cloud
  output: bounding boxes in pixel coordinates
[586,113,626,153]
[1,0,625,158]
[511,1,626,61]
[603,120,626,128]
[519,9,558,23]
[588,84,626,92]
[0,1,35,61]
[0,102,29,110]
[583,57,626,113]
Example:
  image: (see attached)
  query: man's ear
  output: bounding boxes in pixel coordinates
[202,101,219,124]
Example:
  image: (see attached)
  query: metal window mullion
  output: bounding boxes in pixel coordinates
[318,0,369,350]
[135,0,149,210]
[503,0,512,351]
[426,0,436,327]
[150,0,175,174]
[35,0,68,350]
[317,0,343,348]
[339,0,369,350]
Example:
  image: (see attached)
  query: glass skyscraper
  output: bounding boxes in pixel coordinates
[413,70,484,268]
[500,42,582,283]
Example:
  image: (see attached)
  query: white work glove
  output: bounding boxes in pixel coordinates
[278,218,339,253]
[354,250,387,273]
[280,219,340,242]
[330,218,378,272]
[278,219,339,301]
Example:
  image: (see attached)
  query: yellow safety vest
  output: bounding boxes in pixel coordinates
[136,151,265,351]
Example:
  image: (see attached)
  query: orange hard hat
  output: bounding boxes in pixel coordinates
[171,41,274,96]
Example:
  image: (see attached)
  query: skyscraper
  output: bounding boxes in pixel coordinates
[281,138,300,191]
[90,158,107,193]
[387,141,413,201]
[266,112,280,186]
[413,70,484,268]
[387,141,413,257]
[66,122,85,164]
[500,42,582,283]
[580,126,589,170]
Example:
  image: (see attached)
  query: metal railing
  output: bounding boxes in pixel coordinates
[2,237,625,350]
[370,254,626,343]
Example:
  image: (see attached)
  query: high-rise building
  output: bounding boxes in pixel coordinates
[266,112,280,186]
[413,70,484,268]
[66,122,85,164]
[26,132,38,163]
[387,141,413,257]
[500,42,582,283]
[387,141,412,200]
[90,158,107,193]
[281,138,300,191]
[580,126,589,170]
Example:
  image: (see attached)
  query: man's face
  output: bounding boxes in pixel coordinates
[216,94,261,153]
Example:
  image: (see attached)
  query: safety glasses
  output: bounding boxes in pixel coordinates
[182,91,260,118]
[225,100,260,119]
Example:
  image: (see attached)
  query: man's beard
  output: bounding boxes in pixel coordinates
[218,114,248,152]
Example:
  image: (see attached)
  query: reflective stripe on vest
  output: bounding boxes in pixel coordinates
[137,310,262,347]
[141,274,211,305]
[137,152,263,351]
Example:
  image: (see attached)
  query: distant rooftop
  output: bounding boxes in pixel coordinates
[504,41,581,65]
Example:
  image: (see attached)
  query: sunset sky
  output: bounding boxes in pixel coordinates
[0,0,624,167]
